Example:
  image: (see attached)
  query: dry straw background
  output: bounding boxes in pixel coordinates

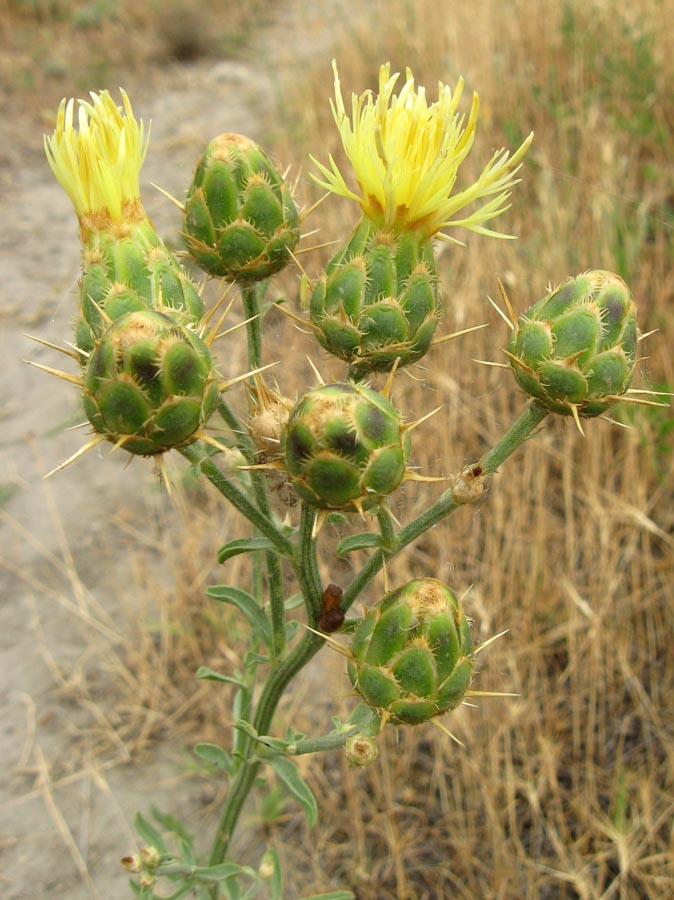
[1,0,673,898]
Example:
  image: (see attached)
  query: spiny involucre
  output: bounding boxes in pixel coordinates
[309,220,440,378]
[506,270,637,418]
[44,89,204,356]
[82,309,219,455]
[281,382,409,513]
[348,578,474,726]
[182,133,300,283]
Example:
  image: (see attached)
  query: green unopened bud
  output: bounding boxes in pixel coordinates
[507,270,637,417]
[183,134,300,283]
[348,578,474,726]
[76,238,205,355]
[281,381,409,513]
[345,733,379,767]
[83,309,219,455]
[310,221,440,378]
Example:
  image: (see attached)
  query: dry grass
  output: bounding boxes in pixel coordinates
[12,0,674,897]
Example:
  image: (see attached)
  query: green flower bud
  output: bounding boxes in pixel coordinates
[82,309,219,455]
[507,270,637,417]
[76,231,205,356]
[310,221,440,378]
[183,134,300,283]
[281,382,409,513]
[348,578,474,725]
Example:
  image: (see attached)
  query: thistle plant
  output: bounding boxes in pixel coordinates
[35,64,661,900]
[44,91,204,357]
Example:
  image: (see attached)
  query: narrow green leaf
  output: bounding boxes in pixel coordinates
[194,742,232,771]
[196,666,247,689]
[326,511,349,526]
[235,720,289,752]
[336,532,383,556]
[284,593,305,610]
[207,585,272,648]
[134,812,167,854]
[193,862,256,883]
[151,806,194,854]
[217,536,281,564]
[268,756,318,828]
[177,838,195,866]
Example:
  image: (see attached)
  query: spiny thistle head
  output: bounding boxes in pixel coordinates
[311,61,533,240]
[82,309,219,455]
[44,89,150,241]
[507,270,638,418]
[310,220,440,378]
[348,578,474,726]
[183,133,300,282]
[281,382,408,512]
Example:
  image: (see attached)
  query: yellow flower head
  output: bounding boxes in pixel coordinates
[312,62,533,240]
[44,89,150,233]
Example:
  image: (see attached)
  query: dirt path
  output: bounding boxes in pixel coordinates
[0,7,342,892]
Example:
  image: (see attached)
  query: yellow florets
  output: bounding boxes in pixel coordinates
[44,89,149,228]
[312,61,533,240]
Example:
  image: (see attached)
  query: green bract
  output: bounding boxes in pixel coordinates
[310,220,440,378]
[82,309,219,455]
[183,133,300,283]
[76,224,205,356]
[348,578,474,726]
[507,270,637,417]
[282,382,408,512]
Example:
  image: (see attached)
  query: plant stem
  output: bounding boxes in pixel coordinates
[240,284,265,369]
[180,444,292,559]
[207,630,325,867]
[341,401,549,612]
[478,400,548,475]
[254,726,363,758]
[297,504,323,626]
[216,399,253,463]
[240,281,287,660]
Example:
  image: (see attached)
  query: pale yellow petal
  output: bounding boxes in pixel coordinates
[311,62,533,239]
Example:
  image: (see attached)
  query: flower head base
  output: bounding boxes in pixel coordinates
[44,89,150,237]
[312,62,533,240]
[506,270,638,418]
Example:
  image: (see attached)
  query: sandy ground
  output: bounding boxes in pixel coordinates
[0,7,340,896]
